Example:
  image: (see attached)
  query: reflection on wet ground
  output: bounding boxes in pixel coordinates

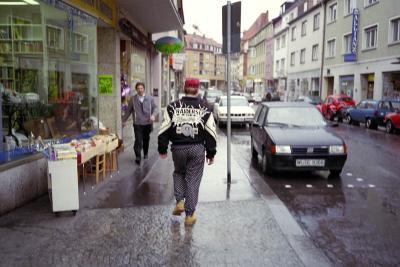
[221,123,400,266]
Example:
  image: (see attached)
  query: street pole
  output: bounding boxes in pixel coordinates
[227,0,232,184]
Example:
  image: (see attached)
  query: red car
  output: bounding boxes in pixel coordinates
[320,94,355,122]
[384,101,400,133]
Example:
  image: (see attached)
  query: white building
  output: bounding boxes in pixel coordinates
[287,0,324,100]
[273,2,298,100]
[323,0,400,102]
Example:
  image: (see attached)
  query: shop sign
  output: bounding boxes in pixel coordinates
[98,74,113,95]
[344,8,359,62]
[172,53,185,71]
[42,0,97,25]
[119,18,150,48]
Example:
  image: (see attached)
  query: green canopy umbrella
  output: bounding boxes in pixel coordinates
[154,36,183,54]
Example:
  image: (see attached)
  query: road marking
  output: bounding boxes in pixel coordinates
[347,184,354,188]
[327,184,334,188]
[368,184,376,188]
[346,172,353,177]
[356,178,363,182]
[306,184,313,188]
[285,185,292,188]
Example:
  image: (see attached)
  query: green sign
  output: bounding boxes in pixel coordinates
[98,74,113,94]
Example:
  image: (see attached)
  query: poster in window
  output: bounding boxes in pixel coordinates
[98,74,113,95]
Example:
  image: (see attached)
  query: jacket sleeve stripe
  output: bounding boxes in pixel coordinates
[205,113,217,141]
[158,109,172,135]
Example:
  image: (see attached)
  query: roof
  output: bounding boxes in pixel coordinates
[242,11,269,41]
[185,34,222,49]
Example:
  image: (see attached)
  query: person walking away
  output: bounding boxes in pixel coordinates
[158,78,217,226]
[122,82,158,165]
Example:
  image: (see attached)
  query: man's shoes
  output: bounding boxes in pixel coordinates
[143,154,148,159]
[184,213,197,226]
[172,200,184,216]
[135,158,141,165]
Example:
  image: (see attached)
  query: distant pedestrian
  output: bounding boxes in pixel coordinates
[122,82,158,165]
[158,78,217,226]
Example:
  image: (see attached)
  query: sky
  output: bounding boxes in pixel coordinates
[183,0,283,43]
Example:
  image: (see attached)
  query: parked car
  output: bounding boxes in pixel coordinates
[213,96,255,127]
[204,89,223,107]
[294,95,323,106]
[250,102,347,177]
[344,99,398,129]
[321,94,355,121]
[384,101,400,133]
[249,92,262,103]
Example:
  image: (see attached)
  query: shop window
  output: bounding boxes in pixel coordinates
[1,2,98,163]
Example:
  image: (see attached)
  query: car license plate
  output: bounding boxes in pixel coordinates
[296,159,325,167]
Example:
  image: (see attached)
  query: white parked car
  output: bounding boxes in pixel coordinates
[213,96,255,127]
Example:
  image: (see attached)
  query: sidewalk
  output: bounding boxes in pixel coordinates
[0,126,332,266]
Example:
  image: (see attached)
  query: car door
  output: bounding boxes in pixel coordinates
[322,97,331,115]
[377,101,391,126]
[252,106,268,154]
[353,101,366,122]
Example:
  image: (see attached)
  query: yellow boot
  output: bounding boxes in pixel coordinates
[184,213,197,226]
[172,200,184,216]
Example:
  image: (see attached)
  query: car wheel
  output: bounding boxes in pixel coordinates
[344,114,352,125]
[329,169,342,178]
[386,120,394,134]
[261,152,273,175]
[327,110,335,121]
[251,138,258,160]
[366,118,377,129]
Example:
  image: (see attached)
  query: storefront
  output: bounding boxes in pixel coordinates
[339,75,354,97]
[1,0,98,163]
[383,71,400,100]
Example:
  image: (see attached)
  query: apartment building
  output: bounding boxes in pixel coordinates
[273,1,297,100]
[287,0,324,100]
[322,0,400,102]
[246,12,269,95]
[184,34,225,90]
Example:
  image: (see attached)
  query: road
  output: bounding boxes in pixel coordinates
[220,113,400,266]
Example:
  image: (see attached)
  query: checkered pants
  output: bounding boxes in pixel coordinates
[171,144,205,215]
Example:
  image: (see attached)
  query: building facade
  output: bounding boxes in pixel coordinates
[0,0,184,215]
[287,0,324,100]
[273,1,297,100]
[322,0,400,102]
[184,34,225,90]
[246,12,269,95]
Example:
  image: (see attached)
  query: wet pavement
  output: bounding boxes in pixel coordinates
[222,116,400,267]
[0,122,332,266]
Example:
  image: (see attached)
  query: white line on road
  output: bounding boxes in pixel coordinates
[306,184,313,188]
[327,184,334,188]
[347,184,354,188]
[346,173,353,177]
[368,184,376,188]
[285,185,292,189]
[356,178,364,182]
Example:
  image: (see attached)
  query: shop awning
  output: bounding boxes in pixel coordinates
[117,0,183,33]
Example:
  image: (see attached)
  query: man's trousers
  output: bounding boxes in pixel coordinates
[171,144,205,215]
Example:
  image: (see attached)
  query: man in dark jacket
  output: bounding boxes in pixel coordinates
[158,78,217,226]
[122,82,158,165]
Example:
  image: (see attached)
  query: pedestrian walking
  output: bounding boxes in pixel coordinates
[122,82,158,165]
[158,78,217,226]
